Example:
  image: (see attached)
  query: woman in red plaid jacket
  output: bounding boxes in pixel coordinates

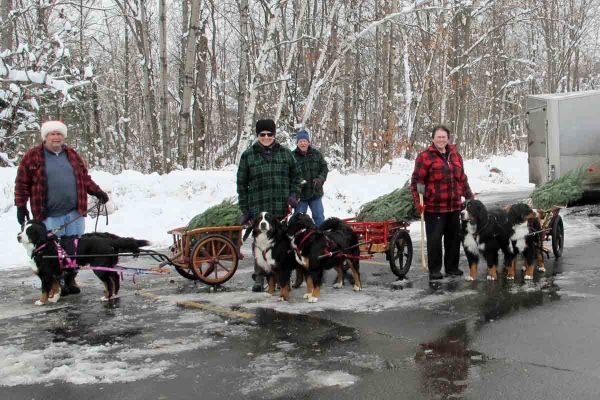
[410,125,474,280]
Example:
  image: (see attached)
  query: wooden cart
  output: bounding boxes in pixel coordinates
[167,225,244,285]
[532,207,564,259]
[344,218,413,279]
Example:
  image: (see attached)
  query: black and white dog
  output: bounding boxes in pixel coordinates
[506,203,538,280]
[18,220,149,304]
[287,214,361,303]
[251,212,298,300]
[461,199,513,281]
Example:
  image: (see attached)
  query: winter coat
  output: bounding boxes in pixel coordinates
[293,146,328,200]
[15,144,102,220]
[237,142,301,218]
[410,144,473,213]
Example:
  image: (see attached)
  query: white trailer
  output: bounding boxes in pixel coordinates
[526,90,600,190]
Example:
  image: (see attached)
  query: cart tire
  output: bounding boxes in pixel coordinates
[174,264,198,280]
[551,216,564,258]
[389,230,413,278]
[190,234,239,285]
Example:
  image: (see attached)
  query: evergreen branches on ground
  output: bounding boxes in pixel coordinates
[187,199,242,229]
[357,181,418,222]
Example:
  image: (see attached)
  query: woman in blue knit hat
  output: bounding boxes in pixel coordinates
[293,129,328,226]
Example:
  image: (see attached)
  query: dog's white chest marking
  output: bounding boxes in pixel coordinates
[511,223,529,253]
[463,224,480,255]
[18,231,38,273]
[254,232,275,273]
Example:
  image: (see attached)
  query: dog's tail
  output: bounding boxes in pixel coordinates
[109,237,150,253]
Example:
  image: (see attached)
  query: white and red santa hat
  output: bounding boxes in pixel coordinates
[40,120,68,140]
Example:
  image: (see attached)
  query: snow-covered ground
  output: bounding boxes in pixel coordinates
[0,152,533,270]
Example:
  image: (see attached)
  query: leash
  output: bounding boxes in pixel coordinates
[47,202,107,235]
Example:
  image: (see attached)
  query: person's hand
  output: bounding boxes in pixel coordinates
[312,178,323,191]
[287,194,298,209]
[17,206,30,226]
[239,209,253,226]
[93,190,109,204]
[416,203,426,215]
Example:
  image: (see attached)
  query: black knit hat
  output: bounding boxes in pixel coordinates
[256,119,276,135]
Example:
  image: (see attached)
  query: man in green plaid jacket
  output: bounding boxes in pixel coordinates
[237,119,301,291]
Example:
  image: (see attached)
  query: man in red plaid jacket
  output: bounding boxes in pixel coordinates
[15,121,109,294]
[410,125,474,280]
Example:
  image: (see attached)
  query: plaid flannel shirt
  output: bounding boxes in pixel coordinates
[293,146,328,200]
[15,144,101,220]
[237,142,301,218]
[410,144,473,213]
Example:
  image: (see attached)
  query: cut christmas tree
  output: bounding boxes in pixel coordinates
[356,181,418,222]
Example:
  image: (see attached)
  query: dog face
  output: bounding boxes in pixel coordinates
[461,199,488,225]
[17,220,48,257]
[507,203,536,224]
[252,212,281,238]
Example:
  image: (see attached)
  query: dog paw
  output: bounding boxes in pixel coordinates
[506,276,515,280]
[34,300,44,306]
[307,296,318,303]
[524,274,533,280]
[486,275,497,281]
[101,296,109,302]
[303,293,311,299]
[353,285,362,292]
[465,275,475,281]
[48,294,61,303]
[521,266,527,271]
[278,296,288,302]
[264,292,273,297]
[333,282,343,289]
[538,267,546,272]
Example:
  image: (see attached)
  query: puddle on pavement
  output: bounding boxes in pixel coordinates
[252,308,358,350]
[415,320,484,399]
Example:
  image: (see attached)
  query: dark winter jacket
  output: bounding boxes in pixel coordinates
[15,144,102,220]
[237,142,301,218]
[293,146,328,200]
[410,144,473,213]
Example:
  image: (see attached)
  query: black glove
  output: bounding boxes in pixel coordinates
[313,178,324,191]
[287,194,298,209]
[93,190,109,204]
[240,209,253,226]
[17,206,30,226]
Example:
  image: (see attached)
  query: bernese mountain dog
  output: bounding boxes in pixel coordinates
[460,199,514,281]
[18,220,149,304]
[287,213,361,303]
[506,203,539,280]
[251,212,298,300]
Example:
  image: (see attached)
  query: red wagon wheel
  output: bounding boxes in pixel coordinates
[190,234,239,285]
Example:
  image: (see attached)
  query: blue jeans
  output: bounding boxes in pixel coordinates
[295,196,325,227]
[44,210,85,237]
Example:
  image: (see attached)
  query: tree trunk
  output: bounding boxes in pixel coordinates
[1,0,13,50]
[178,0,202,169]
[159,0,171,169]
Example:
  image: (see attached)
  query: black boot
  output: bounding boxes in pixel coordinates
[252,274,265,292]
[63,270,81,295]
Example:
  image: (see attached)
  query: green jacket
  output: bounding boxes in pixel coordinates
[237,142,301,218]
[293,146,328,200]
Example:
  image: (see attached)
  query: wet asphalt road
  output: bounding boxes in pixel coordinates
[2,193,600,399]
